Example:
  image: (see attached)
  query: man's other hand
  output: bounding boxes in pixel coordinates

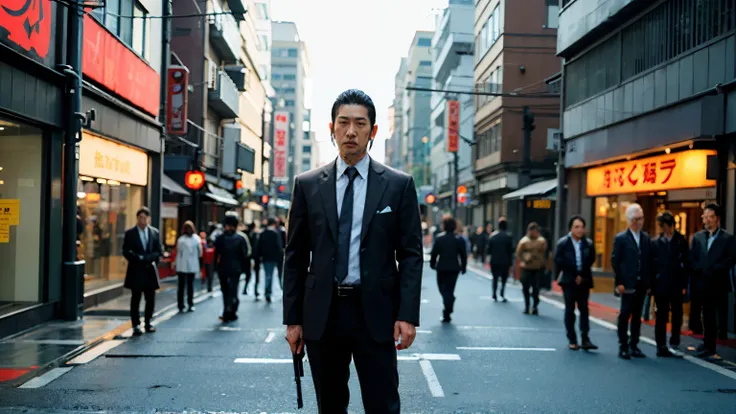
[394,321,416,350]
[286,325,303,354]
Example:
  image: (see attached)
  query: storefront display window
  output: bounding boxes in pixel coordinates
[0,118,43,308]
[593,195,636,272]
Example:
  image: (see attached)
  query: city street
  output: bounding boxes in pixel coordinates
[0,263,735,413]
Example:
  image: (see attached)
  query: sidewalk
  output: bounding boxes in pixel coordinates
[0,277,218,387]
[466,262,736,372]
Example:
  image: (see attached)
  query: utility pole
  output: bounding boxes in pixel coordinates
[452,151,459,218]
[61,0,85,320]
[521,105,534,187]
[152,0,172,230]
[554,67,566,243]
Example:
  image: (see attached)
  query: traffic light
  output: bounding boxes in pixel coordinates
[278,184,286,193]
[457,185,468,205]
[523,106,535,132]
[425,193,436,205]
[184,170,205,191]
[260,195,270,206]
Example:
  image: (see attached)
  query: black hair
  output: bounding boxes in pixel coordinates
[442,215,457,233]
[136,207,150,217]
[568,215,586,230]
[331,89,377,131]
[267,217,277,227]
[223,214,239,228]
[527,222,539,232]
[704,203,722,219]
[657,211,676,226]
[498,220,508,231]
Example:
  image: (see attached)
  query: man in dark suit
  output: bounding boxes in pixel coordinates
[122,207,163,336]
[430,214,467,322]
[651,211,689,357]
[255,218,284,303]
[487,218,513,302]
[689,203,736,358]
[555,215,598,351]
[214,214,250,322]
[283,89,423,413]
[611,203,655,359]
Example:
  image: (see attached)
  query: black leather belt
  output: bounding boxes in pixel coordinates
[335,284,361,297]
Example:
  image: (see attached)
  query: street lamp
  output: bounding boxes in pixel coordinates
[422,136,430,185]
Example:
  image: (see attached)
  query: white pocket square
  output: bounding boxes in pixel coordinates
[377,206,393,214]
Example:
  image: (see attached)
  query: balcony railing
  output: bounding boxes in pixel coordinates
[208,70,239,118]
[208,12,242,61]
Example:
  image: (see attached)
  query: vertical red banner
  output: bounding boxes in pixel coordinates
[447,100,460,152]
[166,66,189,135]
[273,111,290,180]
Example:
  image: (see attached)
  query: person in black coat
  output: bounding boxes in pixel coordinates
[651,211,689,357]
[430,215,467,322]
[487,219,514,301]
[122,207,163,336]
[611,203,655,359]
[214,214,251,322]
[255,218,284,303]
[555,215,598,351]
[243,222,261,296]
[689,203,736,358]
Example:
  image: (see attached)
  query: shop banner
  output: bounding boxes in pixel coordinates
[166,66,189,135]
[273,111,290,180]
[79,131,149,186]
[0,0,55,65]
[447,100,460,153]
[586,150,717,196]
[0,199,20,226]
[82,15,160,116]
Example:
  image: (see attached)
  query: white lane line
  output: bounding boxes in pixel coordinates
[17,339,85,346]
[457,326,542,331]
[418,353,461,361]
[67,340,126,365]
[219,326,242,331]
[457,346,557,352]
[416,330,432,334]
[419,360,445,397]
[234,358,293,364]
[19,367,73,389]
[265,332,276,343]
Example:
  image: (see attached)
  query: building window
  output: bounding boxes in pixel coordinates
[284,100,295,107]
[419,60,432,67]
[259,34,270,51]
[283,74,296,80]
[475,66,503,109]
[546,0,560,28]
[283,87,296,94]
[90,0,149,60]
[564,34,620,107]
[132,2,149,59]
[417,37,432,47]
[476,5,502,61]
[256,2,270,20]
[287,48,298,57]
[476,121,502,159]
[302,145,311,154]
[272,73,282,80]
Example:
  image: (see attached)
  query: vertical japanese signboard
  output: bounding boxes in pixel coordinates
[273,111,290,180]
[166,66,189,135]
[447,100,459,152]
[586,150,717,196]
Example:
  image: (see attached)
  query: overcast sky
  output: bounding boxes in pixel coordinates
[271,0,448,164]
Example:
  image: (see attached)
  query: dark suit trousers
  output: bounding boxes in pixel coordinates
[618,282,647,347]
[491,264,510,298]
[130,288,155,327]
[218,272,241,316]
[563,285,590,343]
[244,263,260,295]
[305,291,400,414]
[437,271,459,315]
[702,287,729,351]
[177,272,195,310]
[521,269,543,310]
[654,292,683,348]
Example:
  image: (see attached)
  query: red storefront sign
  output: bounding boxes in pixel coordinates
[447,100,460,153]
[273,111,289,180]
[166,66,189,135]
[0,0,52,59]
[82,15,160,116]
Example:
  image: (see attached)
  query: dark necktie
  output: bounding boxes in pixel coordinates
[335,167,359,284]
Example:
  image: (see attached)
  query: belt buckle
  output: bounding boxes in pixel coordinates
[337,285,353,297]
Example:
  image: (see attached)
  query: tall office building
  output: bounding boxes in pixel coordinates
[271,21,311,192]
[386,58,408,171]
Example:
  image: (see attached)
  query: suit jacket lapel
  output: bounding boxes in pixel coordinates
[319,160,338,242]
[360,160,387,244]
[146,228,153,253]
[134,227,145,253]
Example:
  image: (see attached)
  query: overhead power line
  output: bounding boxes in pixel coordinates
[405,85,560,99]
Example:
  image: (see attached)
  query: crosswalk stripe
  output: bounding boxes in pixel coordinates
[19,367,73,389]
[67,340,126,365]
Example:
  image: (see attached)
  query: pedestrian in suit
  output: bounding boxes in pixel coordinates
[516,222,548,315]
[122,207,163,336]
[243,222,260,296]
[611,203,655,359]
[689,203,736,358]
[488,219,513,302]
[651,211,689,357]
[555,215,598,351]
[214,214,250,322]
[283,89,423,414]
[430,215,467,322]
[256,218,284,303]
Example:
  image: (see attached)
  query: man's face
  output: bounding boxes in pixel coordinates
[486,224,492,233]
[136,213,149,228]
[658,222,673,235]
[702,209,719,231]
[629,209,644,232]
[330,104,377,162]
[528,229,539,239]
[570,219,585,239]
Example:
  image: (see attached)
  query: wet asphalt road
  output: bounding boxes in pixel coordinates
[1,262,735,413]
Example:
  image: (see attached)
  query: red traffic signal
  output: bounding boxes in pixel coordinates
[235,180,243,190]
[457,185,467,194]
[425,193,436,205]
[184,170,205,191]
[278,185,286,192]
[261,195,270,205]
[457,193,467,204]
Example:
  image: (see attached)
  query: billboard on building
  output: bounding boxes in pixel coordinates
[447,100,459,152]
[273,111,290,180]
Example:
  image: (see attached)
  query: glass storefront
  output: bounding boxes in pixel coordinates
[0,117,43,310]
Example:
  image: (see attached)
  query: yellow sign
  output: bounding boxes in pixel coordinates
[79,131,149,186]
[0,199,20,226]
[527,199,552,209]
[587,150,717,196]
[0,224,8,243]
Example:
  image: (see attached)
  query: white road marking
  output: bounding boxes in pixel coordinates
[419,360,445,397]
[265,332,276,343]
[218,326,242,331]
[457,346,557,352]
[234,358,293,364]
[417,353,461,361]
[67,340,126,365]
[457,326,542,331]
[416,330,432,334]
[17,339,85,346]
[19,367,73,388]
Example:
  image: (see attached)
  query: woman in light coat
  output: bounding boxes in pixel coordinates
[175,221,202,312]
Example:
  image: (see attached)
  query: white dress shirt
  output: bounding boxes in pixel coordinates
[569,233,582,272]
[335,155,370,285]
[137,225,150,251]
[629,229,640,248]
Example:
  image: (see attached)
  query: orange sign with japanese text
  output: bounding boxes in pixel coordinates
[79,131,149,186]
[447,100,460,153]
[586,150,716,196]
